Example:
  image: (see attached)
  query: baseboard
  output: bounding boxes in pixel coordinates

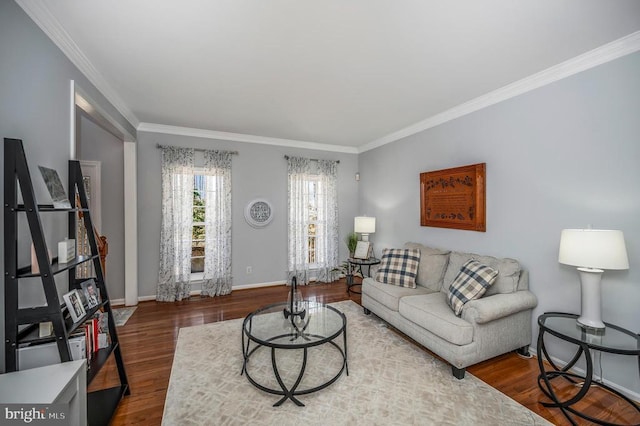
[232,280,286,290]
[111,280,287,306]
[529,345,640,402]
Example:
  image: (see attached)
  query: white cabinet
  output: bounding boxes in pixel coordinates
[0,360,87,426]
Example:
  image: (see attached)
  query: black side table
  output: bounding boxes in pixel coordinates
[537,312,640,425]
[346,257,380,295]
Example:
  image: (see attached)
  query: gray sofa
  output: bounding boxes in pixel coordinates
[362,242,538,379]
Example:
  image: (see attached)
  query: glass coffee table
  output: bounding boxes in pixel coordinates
[241,301,348,406]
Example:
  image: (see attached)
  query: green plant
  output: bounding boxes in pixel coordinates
[345,232,358,255]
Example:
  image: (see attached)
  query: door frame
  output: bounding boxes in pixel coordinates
[70,80,138,305]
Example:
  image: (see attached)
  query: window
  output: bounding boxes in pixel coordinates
[306,175,321,265]
[158,146,233,301]
[287,156,339,284]
[191,173,206,274]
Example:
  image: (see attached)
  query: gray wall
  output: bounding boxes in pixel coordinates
[77,112,126,300]
[0,1,135,372]
[359,52,640,395]
[136,132,359,298]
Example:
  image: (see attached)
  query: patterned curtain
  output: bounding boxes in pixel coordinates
[157,147,194,301]
[315,160,340,283]
[287,156,339,284]
[201,150,233,296]
[287,157,312,284]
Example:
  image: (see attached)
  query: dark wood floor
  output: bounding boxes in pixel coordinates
[93,279,639,425]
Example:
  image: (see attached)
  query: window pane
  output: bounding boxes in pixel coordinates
[191,256,204,273]
[308,236,316,264]
[193,206,205,223]
[193,225,205,240]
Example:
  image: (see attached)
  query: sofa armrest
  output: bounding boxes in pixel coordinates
[461,291,538,324]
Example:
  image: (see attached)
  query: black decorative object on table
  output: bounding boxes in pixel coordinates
[536,312,640,426]
[283,276,306,320]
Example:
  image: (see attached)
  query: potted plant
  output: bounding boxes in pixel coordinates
[345,232,358,257]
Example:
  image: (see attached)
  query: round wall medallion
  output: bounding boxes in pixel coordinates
[244,199,274,228]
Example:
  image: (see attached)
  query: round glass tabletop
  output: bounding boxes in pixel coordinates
[539,312,639,354]
[243,301,346,348]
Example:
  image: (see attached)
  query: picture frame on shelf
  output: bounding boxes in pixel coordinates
[80,279,101,309]
[37,166,71,208]
[353,241,371,259]
[63,289,86,323]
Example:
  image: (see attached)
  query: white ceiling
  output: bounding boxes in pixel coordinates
[18,1,640,152]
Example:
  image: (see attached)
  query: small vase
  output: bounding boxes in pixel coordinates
[287,287,304,315]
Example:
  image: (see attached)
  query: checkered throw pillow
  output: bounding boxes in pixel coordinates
[375,248,421,288]
[447,259,498,316]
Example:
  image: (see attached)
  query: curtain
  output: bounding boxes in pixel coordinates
[287,157,312,284]
[315,160,340,283]
[287,156,339,284]
[157,147,194,301]
[201,150,233,296]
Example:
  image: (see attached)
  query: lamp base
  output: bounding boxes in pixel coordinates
[577,316,605,330]
[576,267,605,330]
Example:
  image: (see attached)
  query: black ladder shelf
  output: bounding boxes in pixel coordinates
[4,138,130,426]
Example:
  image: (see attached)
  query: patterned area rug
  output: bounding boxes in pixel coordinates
[112,306,137,326]
[163,300,551,425]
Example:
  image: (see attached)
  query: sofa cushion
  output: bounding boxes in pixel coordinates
[375,248,421,288]
[442,251,521,296]
[399,293,474,346]
[403,242,450,292]
[362,277,433,311]
[447,260,498,316]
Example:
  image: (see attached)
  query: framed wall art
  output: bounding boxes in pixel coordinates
[244,198,274,228]
[420,163,486,232]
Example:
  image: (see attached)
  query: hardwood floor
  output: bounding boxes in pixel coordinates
[94,279,639,425]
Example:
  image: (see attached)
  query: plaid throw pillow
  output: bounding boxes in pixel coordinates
[447,259,498,316]
[375,248,421,288]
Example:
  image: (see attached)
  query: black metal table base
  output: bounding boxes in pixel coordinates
[346,275,361,295]
[537,324,640,426]
[346,258,379,295]
[241,305,348,407]
[242,334,348,407]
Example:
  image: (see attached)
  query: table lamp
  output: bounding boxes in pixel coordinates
[354,216,376,241]
[558,229,629,329]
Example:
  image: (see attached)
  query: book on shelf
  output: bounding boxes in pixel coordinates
[39,321,53,338]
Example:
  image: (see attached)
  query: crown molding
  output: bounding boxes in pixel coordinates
[15,0,640,154]
[16,0,140,129]
[137,123,359,154]
[359,31,640,153]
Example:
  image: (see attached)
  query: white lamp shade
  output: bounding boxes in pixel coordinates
[558,229,629,270]
[354,216,376,234]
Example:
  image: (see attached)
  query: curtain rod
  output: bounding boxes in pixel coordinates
[284,155,339,164]
[156,143,238,155]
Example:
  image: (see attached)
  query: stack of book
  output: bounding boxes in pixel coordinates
[69,311,110,365]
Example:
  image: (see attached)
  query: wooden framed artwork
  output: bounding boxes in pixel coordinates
[420,163,486,232]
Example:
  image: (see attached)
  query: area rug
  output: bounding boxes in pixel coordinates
[112,306,137,326]
[163,300,551,425]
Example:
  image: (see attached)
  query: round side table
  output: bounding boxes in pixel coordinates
[346,257,380,295]
[537,312,640,425]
